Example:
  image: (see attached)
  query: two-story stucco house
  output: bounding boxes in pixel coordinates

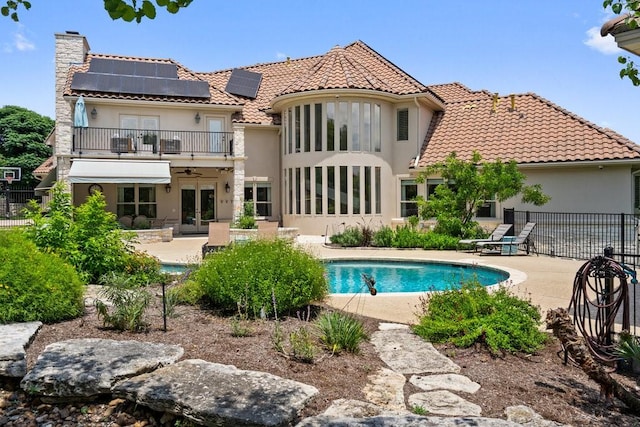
[42,31,640,236]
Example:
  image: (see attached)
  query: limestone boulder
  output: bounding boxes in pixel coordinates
[113,359,319,427]
[20,338,183,399]
[0,322,42,378]
[296,415,521,426]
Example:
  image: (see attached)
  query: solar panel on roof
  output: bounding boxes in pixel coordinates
[225,68,262,99]
[88,58,178,79]
[71,71,209,98]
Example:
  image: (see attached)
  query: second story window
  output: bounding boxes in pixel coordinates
[397,108,409,141]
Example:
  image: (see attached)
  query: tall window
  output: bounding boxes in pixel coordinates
[340,165,348,214]
[375,167,381,214]
[314,104,323,151]
[362,103,371,152]
[303,104,311,152]
[635,175,640,212]
[351,103,360,151]
[400,180,418,217]
[373,105,381,152]
[364,166,371,214]
[327,166,335,214]
[326,102,335,151]
[397,108,409,141]
[244,182,272,217]
[315,166,323,214]
[339,102,348,151]
[294,106,301,153]
[352,166,360,214]
[117,184,157,218]
[304,167,311,214]
[295,167,301,214]
[287,169,293,215]
[287,108,293,154]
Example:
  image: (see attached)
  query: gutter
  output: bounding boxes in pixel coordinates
[413,97,421,169]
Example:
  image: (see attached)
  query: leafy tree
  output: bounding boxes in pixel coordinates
[604,0,640,86]
[2,0,193,23]
[0,105,53,187]
[416,151,550,238]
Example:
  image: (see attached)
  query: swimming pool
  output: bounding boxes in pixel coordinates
[161,258,511,295]
[325,259,509,294]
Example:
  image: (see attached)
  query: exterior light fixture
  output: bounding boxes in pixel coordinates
[225,182,230,193]
[91,108,97,119]
[195,112,201,123]
[165,183,172,193]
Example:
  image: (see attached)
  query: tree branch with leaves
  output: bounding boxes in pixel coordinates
[2,0,193,23]
[416,151,550,238]
[603,0,640,86]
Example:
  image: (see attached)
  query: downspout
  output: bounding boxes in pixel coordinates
[413,97,421,169]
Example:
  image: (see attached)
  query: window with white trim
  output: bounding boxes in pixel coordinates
[244,181,272,217]
[117,184,157,218]
[400,180,418,217]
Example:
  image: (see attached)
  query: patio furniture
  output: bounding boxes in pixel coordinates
[111,137,134,153]
[477,222,537,255]
[257,221,279,239]
[458,223,513,252]
[201,222,231,256]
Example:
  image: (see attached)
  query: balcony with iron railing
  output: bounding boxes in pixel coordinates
[72,127,234,157]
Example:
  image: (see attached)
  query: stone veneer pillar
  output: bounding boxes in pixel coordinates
[232,125,246,223]
[54,32,89,191]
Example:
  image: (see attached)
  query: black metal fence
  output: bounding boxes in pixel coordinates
[0,184,43,227]
[509,209,640,336]
[509,209,639,261]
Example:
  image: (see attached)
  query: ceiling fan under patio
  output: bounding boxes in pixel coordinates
[176,168,202,176]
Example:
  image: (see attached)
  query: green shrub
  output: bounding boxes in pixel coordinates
[25,183,138,283]
[124,250,167,286]
[316,311,368,354]
[330,226,363,247]
[372,225,394,247]
[0,229,84,323]
[421,232,459,250]
[413,281,546,355]
[289,326,316,363]
[235,201,256,229]
[194,239,328,317]
[392,225,425,248]
[95,272,151,332]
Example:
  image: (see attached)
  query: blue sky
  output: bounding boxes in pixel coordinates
[1,1,638,142]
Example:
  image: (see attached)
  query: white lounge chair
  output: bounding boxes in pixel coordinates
[458,223,513,252]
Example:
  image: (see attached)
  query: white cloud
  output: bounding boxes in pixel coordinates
[584,26,621,55]
[14,32,34,51]
[275,52,288,61]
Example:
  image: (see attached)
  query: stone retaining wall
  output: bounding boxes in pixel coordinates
[133,227,174,243]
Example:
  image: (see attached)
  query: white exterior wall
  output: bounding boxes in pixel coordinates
[506,165,634,214]
[244,127,281,222]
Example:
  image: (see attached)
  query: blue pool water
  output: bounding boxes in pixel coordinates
[325,260,509,294]
[161,259,510,294]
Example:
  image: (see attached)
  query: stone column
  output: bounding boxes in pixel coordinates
[232,125,246,223]
[54,32,89,191]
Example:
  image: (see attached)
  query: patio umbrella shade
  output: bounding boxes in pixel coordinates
[74,96,88,128]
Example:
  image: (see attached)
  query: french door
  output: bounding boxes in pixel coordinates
[180,181,216,233]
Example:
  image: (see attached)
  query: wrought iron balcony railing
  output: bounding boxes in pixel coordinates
[72,127,234,157]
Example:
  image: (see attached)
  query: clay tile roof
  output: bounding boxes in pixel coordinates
[65,53,242,106]
[416,84,640,168]
[33,156,55,177]
[279,41,427,96]
[601,13,639,36]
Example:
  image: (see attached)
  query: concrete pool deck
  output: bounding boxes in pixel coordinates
[134,236,585,325]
